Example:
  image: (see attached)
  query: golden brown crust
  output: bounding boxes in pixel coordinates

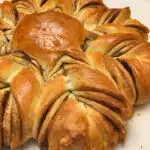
[11,96,21,150]
[118,43,150,105]
[47,96,89,150]
[13,11,86,51]
[12,11,87,69]
[86,52,136,107]
[75,3,149,40]
[86,33,141,55]
[0,0,149,150]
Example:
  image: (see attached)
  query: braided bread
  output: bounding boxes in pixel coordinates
[0,0,149,150]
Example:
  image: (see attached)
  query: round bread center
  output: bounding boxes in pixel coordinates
[12,11,86,53]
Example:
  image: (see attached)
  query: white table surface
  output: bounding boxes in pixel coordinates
[0,0,150,150]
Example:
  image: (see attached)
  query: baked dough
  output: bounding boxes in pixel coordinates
[0,0,149,150]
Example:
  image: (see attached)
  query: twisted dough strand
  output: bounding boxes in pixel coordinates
[0,0,149,150]
[75,1,149,40]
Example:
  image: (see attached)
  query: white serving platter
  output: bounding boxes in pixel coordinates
[0,0,150,150]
